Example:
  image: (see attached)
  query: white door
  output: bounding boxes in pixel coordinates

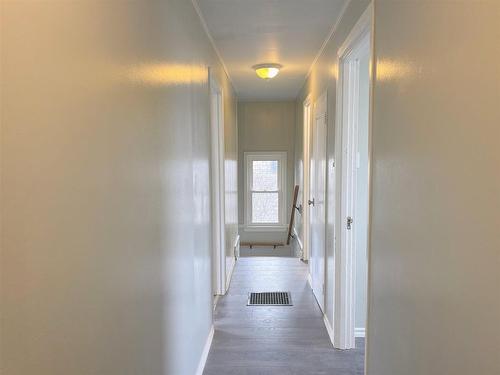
[339,57,359,346]
[309,93,327,312]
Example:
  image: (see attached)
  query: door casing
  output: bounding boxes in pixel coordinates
[333,5,373,351]
[302,97,312,261]
[209,73,226,298]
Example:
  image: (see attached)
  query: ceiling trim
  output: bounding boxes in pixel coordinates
[191,0,236,90]
[300,0,352,91]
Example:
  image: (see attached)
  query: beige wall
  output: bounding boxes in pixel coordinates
[0,1,237,375]
[294,0,371,326]
[238,101,296,244]
[367,1,500,374]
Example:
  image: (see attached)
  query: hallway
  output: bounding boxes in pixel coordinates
[204,258,364,375]
[2,1,500,374]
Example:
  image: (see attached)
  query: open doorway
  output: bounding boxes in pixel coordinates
[334,7,372,351]
[210,73,226,303]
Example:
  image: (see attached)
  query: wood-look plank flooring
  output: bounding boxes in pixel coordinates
[203,257,364,375]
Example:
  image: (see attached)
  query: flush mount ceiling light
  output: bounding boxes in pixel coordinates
[253,63,282,80]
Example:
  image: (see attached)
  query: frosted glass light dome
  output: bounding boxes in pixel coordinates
[253,64,282,80]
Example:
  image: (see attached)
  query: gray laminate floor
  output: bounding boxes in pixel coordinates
[203,257,365,375]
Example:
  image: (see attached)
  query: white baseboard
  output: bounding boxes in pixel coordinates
[323,316,364,346]
[292,227,303,250]
[307,274,313,289]
[233,234,240,258]
[323,314,335,347]
[225,256,236,292]
[195,325,215,375]
[213,295,220,311]
[355,327,366,338]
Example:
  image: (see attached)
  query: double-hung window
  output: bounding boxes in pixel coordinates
[244,152,287,228]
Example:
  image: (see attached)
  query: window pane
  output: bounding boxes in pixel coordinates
[252,160,278,191]
[252,192,279,223]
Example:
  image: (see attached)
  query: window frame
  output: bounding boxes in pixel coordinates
[244,151,287,230]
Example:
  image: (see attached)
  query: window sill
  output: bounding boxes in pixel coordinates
[241,225,288,232]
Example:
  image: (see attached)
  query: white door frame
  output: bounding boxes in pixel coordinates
[333,5,373,350]
[310,92,328,313]
[302,96,312,261]
[210,72,226,297]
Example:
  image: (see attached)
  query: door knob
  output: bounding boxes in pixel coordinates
[346,216,353,230]
[308,198,315,207]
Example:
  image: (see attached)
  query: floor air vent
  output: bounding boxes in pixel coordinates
[247,292,292,306]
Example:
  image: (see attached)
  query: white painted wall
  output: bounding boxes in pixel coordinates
[355,51,369,334]
[0,1,237,374]
[294,0,371,329]
[238,101,296,245]
[367,1,500,374]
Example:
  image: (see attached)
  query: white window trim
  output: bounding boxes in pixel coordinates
[244,151,287,229]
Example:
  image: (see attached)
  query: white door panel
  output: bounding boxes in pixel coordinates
[310,93,327,313]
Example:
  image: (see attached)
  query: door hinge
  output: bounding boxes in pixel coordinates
[346,216,353,230]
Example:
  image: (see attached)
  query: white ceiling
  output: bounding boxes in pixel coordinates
[196,0,349,101]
